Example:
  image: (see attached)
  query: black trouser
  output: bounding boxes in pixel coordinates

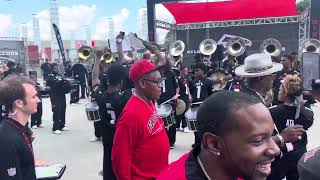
[80,84,87,98]
[31,101,43,127]
[94,121,102,138]
[50,94,66,131]
[70,85,80,104]
[175,114,187,129]
[267,148,306,180]
[166,124,176,146]
[101,124,116,180]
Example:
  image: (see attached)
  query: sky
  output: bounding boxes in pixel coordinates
[0,0,301,42]
[0,0,175,42]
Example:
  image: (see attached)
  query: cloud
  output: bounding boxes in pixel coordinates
[155,4,175,23]
[0,14,12,35]
[28,4,96,41]
[155,4,175,44]
[92,8,130,40]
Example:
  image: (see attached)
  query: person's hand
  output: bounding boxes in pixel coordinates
[280,125,305,143]
[172,94,180,100]
[95,50,103,59]
[35,160,51,167]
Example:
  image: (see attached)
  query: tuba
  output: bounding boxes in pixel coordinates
[260,38,282,57]
[302,39,320,53]
[169,40,185,67]
[78,46,93,61]
[227,37,248,57]
[199,39,217,66]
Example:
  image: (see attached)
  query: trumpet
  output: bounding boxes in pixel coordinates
[78,46,93,61]
[302,38,320,53]
[260,38,282,57]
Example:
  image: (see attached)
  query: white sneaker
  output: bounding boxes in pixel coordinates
[53,130,62,134]
[183,127,190,133]
[61,127,70,131]
[31,125,38,129]
[90,136,101,142]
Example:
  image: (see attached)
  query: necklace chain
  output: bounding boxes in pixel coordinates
[197,156,214,180]
[133,91,157,115]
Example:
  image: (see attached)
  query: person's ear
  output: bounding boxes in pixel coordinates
[14,99,24,109]
[203,132,222,157]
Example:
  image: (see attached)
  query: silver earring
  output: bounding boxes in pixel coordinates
[215,152,221,156]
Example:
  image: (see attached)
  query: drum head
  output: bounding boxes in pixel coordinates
[176,99,186,116]
[185,107,199,120]
[156,104,172,117]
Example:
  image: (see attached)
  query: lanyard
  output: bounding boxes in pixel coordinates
[5,120,33,154]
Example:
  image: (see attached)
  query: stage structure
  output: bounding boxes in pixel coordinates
[147,0,315,66]
[0,37,27,75]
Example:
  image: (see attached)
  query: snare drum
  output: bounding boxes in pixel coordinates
[85,102,101,122]
[185,107,199,132]
[156,104,174,128]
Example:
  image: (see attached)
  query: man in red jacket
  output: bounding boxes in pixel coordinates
[112,60,170,180]
[157,91,280,180]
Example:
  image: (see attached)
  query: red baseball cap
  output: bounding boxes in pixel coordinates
[129,60,157,82]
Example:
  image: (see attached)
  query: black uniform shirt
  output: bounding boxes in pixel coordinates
[178,75,192,102]
[95,87,132,126]
[0,118,36,180]
[269,104,314,157]
[224,79,246,92]
[71,63,88,84]
[190,77,213,104]
[158,70,178,104]
[46,73,66,96]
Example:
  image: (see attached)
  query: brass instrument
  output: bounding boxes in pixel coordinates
[78,46,93,61]
[101,49,113,64]
[227,37,248,57]
[260,38,282,57]
[302,38,320,53]
[199,39,217,66]
[169,40,185,67]
[210,71,228,91]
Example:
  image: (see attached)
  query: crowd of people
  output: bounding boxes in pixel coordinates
[0,33,320,180]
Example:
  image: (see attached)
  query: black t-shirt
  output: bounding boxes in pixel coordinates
[0,118,36,180]
[269,104,314,157]
[272,69,298,105]
[178,75,192,102]
[95,87,132,126]
[71,63,88,84]
[158,70,178,104]
[122,65,134,91]
[189,77,213,104]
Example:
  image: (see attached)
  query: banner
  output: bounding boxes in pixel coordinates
[44,47,52,62]
[310,0,320,39]
[27,45,40,64]
[52,23,66,65]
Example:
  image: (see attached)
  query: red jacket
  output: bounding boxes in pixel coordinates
[112,95,170,180]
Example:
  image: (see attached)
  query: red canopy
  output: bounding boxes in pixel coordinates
[163,0,299,24]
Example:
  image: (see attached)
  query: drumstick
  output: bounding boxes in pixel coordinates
[192,101,203,105]
[160,99,172,105]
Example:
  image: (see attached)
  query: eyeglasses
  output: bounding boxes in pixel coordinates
[143,78,164,87]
